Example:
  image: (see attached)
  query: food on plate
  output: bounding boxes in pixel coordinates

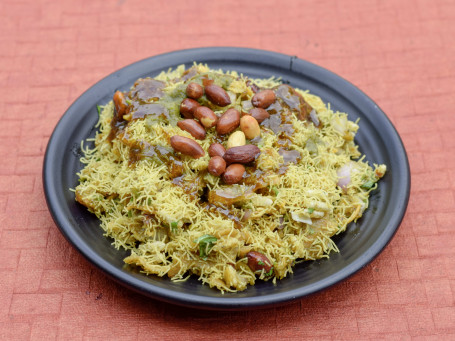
[74,64,386,292]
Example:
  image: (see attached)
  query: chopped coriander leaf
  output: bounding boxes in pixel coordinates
[257,261,265,266]
[131,188,140,199]
[265,268,274,277]
[147,198,152,205]
[127,210,133,218]
[272,186,279,196]
[307,208,314,214]
[96,105,102,115]
[194,234,217,260]
[361,180,375,189]
[170,221,178,231]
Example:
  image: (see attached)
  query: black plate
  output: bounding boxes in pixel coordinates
[43,47,410,310]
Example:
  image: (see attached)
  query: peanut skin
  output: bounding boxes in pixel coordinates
[208,143,226,158]
[180,98,201,119]
[216,108,240,135]
[177,119,206,140]
[246,251,274,275]
[251,89,276,109]
[223,145,261,164]
[186,82,204,99]
[170,135,205,158]
[248,108,270,123]
[194,106,218,128]
[205,84,231,107]
[223,164,245,184]
[208,156,226,176]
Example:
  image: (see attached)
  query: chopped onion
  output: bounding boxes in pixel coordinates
[250,195,273,207]
[227,91,237,104]
[241,209,252,222]
[332,116,347,134]
[337,161,359,190]
[241,100,253,111]
[291,211,312,225]
[337,165,351,189]
[309,109,320,127]
[208,186,246,206]
[278,216,285,229]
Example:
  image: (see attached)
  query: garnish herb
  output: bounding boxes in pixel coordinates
[170,221,178,232]
[307,208,314,214]
[194,234,217,260]
[361,180,375,189]
[96,105,102,116]
[272,186,279,196]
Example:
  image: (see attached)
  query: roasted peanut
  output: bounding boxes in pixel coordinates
[208,143,226,158]
[246,251,274,275]
[240,115,261,139]
[186,82,204,99]
[251,89,276,108]
[170,135,205,158]
[180,98,201,119]
[216,108,240,135]
[226,131,246,149]
[194,106,218,129]
[208,156,226,176]
[248,108,270,123]
[205,84,231,107]
[223,145,261,164]
[223,164,245,184]
[113,90,127,119]
[177,119,206,140]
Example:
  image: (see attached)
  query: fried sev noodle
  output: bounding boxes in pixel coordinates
[74,64,386,292]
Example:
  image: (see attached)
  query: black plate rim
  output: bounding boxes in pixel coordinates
[43,47,410,310]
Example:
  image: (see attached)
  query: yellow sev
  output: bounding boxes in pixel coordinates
[74,64,386,292]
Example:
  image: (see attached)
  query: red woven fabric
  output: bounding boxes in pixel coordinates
[1,0,454,339]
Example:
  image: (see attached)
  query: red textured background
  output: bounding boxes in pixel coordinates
[1,0,454,339]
